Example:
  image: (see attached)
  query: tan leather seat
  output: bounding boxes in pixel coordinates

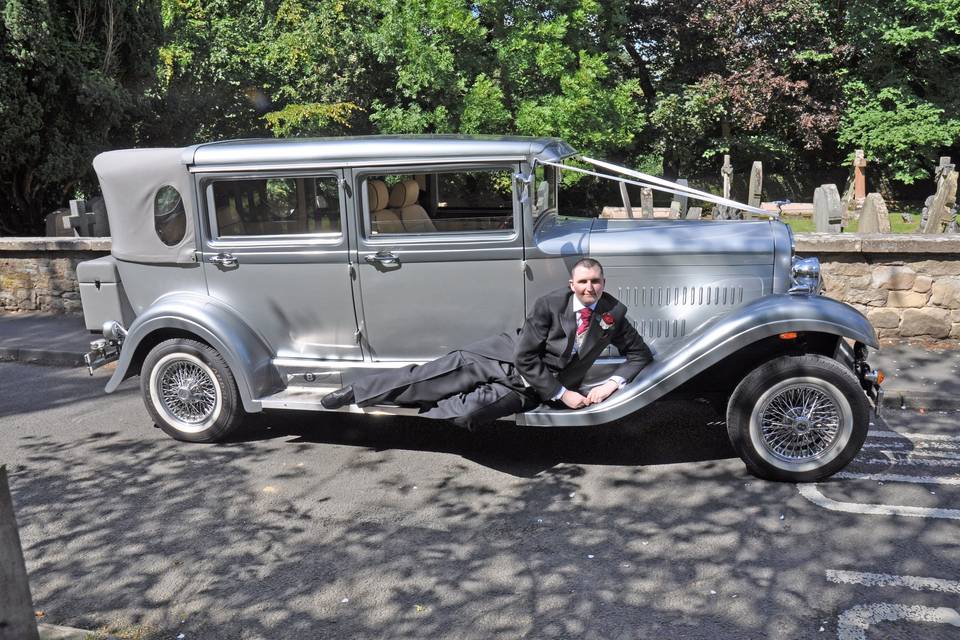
[390,179,436,233]
[368,179,404,234]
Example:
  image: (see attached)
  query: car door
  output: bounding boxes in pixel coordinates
[198,169,361,361]
[352,164,526,361]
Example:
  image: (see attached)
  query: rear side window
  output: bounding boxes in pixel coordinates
[209,176,341,237]
[154,185,187,245]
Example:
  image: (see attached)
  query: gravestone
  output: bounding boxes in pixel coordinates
[44,208,74,237]
[813,184,843,232]
[67,197,110,237]
[841,174,856,223]
[936,156,955,187]
[746,161,763,220]
[671,178,689,219]
[0,466,40,640]
[618,181,633,218]
[640,187,654,219]
[716,155,735,219]
[687,206,702,220]
[721,155,733,200]
[859,193,890,233]
[854,149,867,200]
[922,170,958,234]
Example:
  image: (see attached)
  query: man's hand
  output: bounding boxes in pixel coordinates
[586,380,619,405]
[560,389,591,409]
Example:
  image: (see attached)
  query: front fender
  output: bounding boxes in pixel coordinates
[518,294,878,427]
[104,293,282,412]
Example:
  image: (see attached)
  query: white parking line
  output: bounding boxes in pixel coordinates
[880,449,960,460]
[799,428,960,519]
[826,570,960,594]
[862,440,960,451]
[868,430,960,442]
[834,471,960,485]
[797,484,960,520]
[859,455,960,468]
[837,604,960,640]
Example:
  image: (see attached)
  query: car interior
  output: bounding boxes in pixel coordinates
[367,170,514,235]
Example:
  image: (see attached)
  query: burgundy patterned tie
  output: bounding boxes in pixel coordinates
[577,307,592,336]
[576,307,592,351]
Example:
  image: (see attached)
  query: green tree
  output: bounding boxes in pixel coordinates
[839,0,960,183]
[0,0,161,233]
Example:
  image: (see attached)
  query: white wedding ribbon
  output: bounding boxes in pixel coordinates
[536,156,775,218]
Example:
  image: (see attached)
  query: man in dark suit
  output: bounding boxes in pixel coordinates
[321,258,653,429]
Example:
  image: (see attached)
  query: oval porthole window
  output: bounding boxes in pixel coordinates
[154,185,187,246]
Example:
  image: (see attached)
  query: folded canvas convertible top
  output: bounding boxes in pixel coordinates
[93,147,197,264]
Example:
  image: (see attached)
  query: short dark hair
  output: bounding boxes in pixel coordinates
[571,257,604,276]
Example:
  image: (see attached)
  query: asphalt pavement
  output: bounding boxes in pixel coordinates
[2,361,959,639]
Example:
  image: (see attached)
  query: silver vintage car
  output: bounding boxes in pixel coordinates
[78,135,883,482]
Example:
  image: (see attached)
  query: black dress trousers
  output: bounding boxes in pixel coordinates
[350,350,540,430]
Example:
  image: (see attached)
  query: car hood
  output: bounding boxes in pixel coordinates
[534,215,776,265]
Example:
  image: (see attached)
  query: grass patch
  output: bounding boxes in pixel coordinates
[782,213,922,233]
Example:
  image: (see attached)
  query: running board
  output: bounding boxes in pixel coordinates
[256,385,519,420]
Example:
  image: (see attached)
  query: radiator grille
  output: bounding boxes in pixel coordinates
[627,317,685,339]
[617,285,744,308]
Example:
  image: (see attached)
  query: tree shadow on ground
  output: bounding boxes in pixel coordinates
[8,377,954,639]
[241,397,737,478]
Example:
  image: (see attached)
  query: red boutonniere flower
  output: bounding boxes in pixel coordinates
[599,313,615,330]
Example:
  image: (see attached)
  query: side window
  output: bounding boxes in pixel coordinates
[209,176,341,237]
[154,185,187,246]
[364,168,514,236]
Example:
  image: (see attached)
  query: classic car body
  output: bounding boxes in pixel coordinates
[79,135,883,481]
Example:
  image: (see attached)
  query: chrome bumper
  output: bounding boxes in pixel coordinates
[855,349,885,417]
[83,321,127,375]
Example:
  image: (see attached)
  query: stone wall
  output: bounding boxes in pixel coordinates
[797,234,960,341]
[0,238,110,313]
[1,235,960,341]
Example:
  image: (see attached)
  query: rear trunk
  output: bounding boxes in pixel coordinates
[77,255,134,332]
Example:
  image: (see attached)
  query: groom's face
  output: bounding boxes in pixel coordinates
[569,265,605,306]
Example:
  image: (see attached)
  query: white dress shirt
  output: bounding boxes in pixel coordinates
[551,298,626,401]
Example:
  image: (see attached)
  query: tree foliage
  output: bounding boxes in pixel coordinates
[0,0,160,233]
[1,0,958,233]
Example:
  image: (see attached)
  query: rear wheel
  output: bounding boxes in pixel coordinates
[726,354,869,482]
[141,338,244,443]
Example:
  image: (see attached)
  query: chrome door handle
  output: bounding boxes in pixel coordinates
[364,252,399,267]
[208,252,239,268]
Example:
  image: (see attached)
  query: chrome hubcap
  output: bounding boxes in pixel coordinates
[759,384,841,462]
[158,360,218,424]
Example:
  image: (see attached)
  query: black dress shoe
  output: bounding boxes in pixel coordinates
[321,386,355,409]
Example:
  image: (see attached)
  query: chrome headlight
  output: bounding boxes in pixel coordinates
[789,256,822,295]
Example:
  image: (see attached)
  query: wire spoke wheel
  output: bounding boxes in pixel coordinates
[746,374,855,475]
[148,351,224,435]
[758,384,841,462]
[728,355,869,482]
[158,360,218,423]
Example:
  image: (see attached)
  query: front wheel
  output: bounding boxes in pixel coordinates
[141,338,245,443]
[726,354,870,482]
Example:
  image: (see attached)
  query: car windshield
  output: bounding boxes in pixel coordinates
[533,162,631,219]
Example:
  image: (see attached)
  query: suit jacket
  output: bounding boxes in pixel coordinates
[462,288,653,400]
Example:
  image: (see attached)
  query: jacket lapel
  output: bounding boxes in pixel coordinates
[560,292,577,359]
